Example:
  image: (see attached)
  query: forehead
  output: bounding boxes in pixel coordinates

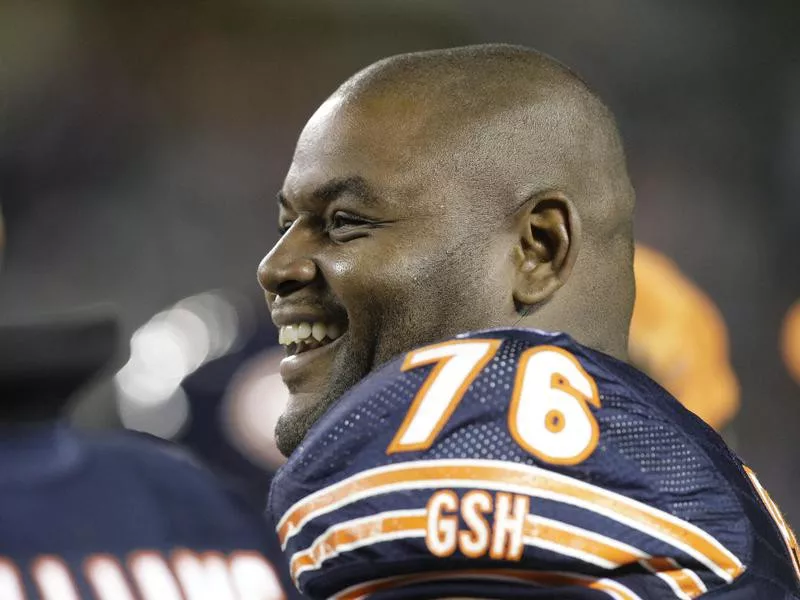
[281,95,444,209]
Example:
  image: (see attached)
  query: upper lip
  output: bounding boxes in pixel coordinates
[270,306,347,328]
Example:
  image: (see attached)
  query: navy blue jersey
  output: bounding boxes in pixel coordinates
[0,423,300,599]
[269,328,800,599]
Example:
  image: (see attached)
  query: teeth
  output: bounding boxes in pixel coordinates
[278,322,344,346]
[311,322,326,341]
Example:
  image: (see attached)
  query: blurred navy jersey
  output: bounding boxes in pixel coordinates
[269,328,800,599]
[0,423,299,599]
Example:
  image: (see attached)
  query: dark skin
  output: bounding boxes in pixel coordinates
[258,45,635,456]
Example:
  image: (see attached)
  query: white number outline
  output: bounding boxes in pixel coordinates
[388,340,601,466]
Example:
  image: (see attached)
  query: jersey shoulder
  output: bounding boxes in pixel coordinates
[0,429,300,599]
[270,328,800,599]
[80,430,220,496]
[75,430,272,547]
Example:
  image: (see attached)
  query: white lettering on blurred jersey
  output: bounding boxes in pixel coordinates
[33,557,81,600]
[0,550,286,600]
[85,556,136,600]
[130,553,184,600]
[0,558,25,600]
[229,552,286,600]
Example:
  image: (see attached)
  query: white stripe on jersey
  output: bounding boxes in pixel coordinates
[330,569,645,600]
[291,508,707,598]
[276,459,743,585]
[291,509,427,580]
[524,514,647,569]
[641,557,707,600]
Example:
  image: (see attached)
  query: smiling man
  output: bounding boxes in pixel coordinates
[261,44,634,457]
[258,45,800,599]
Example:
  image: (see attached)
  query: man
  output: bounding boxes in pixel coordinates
[258,45,799,599]
[0,309,297,599]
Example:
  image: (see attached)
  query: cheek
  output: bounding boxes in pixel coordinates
[370,245,444,302]
[321,235,507,339]
[379,242,493,326]
[324,242,432,301]
[404,242,511,330]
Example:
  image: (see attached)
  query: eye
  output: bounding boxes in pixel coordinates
[326,210,375,242]
[329,211,372,230]
[278,220,294,236]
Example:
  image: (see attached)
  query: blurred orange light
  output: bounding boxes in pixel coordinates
[781,300,800,386]
[630,244,740,431]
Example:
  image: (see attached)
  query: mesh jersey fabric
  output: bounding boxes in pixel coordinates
[269,328,799,600]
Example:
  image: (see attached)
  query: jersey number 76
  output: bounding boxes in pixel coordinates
[387,339,601,466]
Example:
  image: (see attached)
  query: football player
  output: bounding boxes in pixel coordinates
[258,45,799,598]
[0,309,297,599]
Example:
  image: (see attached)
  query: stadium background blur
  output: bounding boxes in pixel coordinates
[1,0,798,522]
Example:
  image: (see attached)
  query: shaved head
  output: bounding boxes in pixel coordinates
[260,44,636,454]
[331,44,635,352]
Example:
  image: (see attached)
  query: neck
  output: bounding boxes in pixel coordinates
[515,314,629,362]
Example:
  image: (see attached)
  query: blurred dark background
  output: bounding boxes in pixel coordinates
[1,1,798,516]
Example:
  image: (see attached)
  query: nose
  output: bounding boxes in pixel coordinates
[258,232,318,299]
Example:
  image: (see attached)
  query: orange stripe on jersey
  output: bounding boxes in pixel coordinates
[289,510,427,580]
[525,516,706,598]
[524,515,644,569]
[332,568,643,600]
[290,509,639,581]
[288,502,707,598]
[276,459,743,583]
[642,557,707,599]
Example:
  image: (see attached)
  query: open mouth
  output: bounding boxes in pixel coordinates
[278,321,346,356]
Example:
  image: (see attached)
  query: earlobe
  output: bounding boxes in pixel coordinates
[512,194,577,307]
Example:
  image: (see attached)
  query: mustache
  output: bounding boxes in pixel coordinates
[270,296,348,321]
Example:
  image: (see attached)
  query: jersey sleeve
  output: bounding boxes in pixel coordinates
[268,331,792,599]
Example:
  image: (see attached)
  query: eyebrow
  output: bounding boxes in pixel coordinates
[277,176,378,210]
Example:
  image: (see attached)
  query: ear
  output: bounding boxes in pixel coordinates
[512,192,579,307]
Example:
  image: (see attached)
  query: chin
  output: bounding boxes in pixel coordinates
[274,382,348,457]
[275,338,376,455]
[274,393,322,457]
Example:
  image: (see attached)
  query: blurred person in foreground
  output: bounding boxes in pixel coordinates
[630,244,740,432]
[179,322,288,507]
[0,308,296,599]
[258,45,799,599]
